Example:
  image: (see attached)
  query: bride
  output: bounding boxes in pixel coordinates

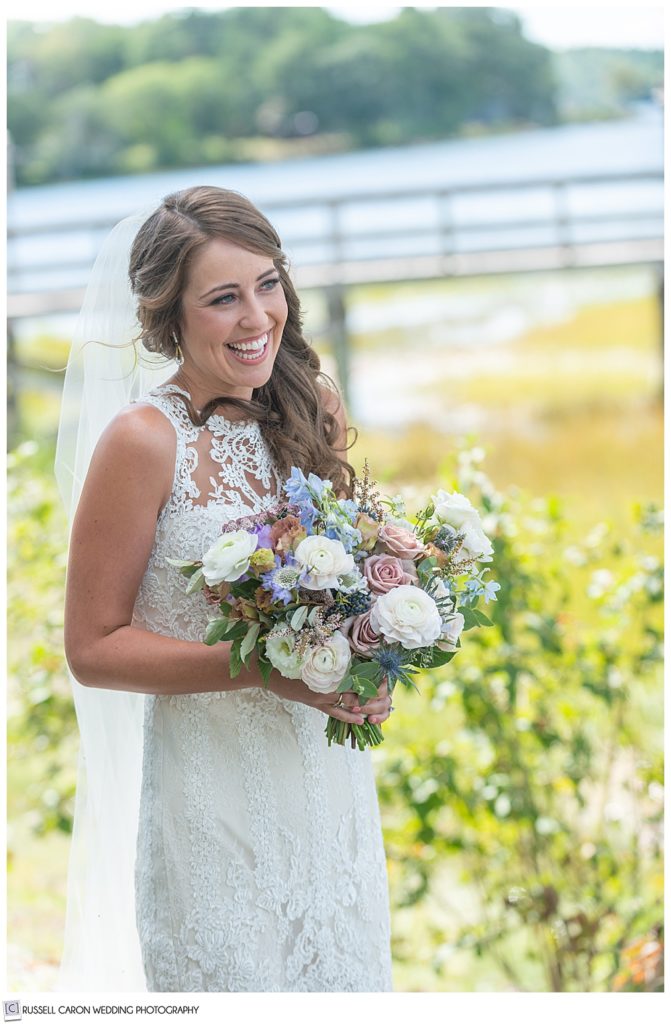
[57,185,393,992]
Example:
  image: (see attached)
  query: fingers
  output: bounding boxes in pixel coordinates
[351,691,392,724]
[327,690,365,724]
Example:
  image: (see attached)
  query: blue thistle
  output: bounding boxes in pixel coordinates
[433,524,463,555]
[373,647,405,676]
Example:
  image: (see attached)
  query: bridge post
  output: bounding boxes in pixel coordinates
[656,261,663,400]
[7,319,20,446]
[325,283,351,410]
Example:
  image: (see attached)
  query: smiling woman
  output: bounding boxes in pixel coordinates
[56,185,393,993]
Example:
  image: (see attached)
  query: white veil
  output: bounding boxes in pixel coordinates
[54,210,176,991]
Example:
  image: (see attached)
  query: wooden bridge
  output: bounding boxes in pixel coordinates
[7,169,663,407]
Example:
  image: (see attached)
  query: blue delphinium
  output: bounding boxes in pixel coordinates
[283,467,325,530]
[337,498,359,523]
[260,553,306,606]
[323,512,362,553]
[284,466,331,505]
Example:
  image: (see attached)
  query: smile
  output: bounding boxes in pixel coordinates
[226,332,270,363]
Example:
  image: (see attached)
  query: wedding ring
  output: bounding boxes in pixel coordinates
[389,705,396,713]
[333,695,346,709]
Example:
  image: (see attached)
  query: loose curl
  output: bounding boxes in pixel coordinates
[129,185,356,495]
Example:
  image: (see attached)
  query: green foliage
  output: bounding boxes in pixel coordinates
[8,7,561,185]
[377,447,663,991]
[7,437,76,837]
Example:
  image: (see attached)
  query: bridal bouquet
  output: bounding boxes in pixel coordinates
[168,463,498,750]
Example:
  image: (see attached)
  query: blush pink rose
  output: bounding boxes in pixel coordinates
[343,611,382,656]
[378,522,426,561]
[364,554,418,594]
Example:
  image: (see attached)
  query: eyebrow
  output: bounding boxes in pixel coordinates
[199,268,277,300]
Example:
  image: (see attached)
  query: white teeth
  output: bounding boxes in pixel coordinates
[228,333,268,354]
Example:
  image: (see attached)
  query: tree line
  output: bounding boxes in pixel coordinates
[7,6,661,187]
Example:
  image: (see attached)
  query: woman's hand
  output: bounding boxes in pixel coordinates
[349,680,393,726]
[288,678,393,725]
[267,677,370,725]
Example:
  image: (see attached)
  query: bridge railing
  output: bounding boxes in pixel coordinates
[8,169,663,309]
[7,169,664,412]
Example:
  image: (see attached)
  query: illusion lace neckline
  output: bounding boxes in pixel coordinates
[156,381,258,431]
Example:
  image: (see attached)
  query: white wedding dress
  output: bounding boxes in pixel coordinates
[130,383,393,993]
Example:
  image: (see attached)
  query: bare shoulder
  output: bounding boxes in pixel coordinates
[95,401,175,463]
[84,401,177,513]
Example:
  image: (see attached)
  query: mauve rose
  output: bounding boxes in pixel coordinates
[344,610,381,656]
[364,554,418,594]
[378,522,426,561]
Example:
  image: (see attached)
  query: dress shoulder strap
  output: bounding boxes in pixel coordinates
[133,384,201,511]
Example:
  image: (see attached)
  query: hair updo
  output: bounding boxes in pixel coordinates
[128,185,355,495]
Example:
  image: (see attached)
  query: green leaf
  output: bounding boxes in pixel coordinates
[204,617,232,646]
[350,677,380,701]
[351,661,383,680]
[226,621,250,643]
[166,557,202,577]
[240,622,261,662]
[426,649,457,668]
[257,655,274,687]
[229,640,243,679]
[185,567,205,595]
[460,607,481,631]
[290,605,309,631]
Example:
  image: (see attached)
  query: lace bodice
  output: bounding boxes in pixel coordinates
[132,383,392,992]
[132,383,282,642]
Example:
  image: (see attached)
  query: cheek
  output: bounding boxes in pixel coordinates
[273,292,289,333]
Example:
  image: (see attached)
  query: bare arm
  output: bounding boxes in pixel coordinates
[64,404,259,696]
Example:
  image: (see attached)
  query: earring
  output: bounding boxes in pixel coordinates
[171,332,184,364]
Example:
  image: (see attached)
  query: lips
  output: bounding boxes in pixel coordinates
[226,332,270,363]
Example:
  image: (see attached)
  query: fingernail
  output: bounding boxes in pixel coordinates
[370,717,378,724]
[357,716,365,724]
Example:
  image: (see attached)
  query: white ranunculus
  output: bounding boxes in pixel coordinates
[265,630,303,680]
[369,584,443,650]
[301,631,352,693]
[432,489,494,563]
[294,535,355,591]
[437,612,465,652]
[201,530,259,585]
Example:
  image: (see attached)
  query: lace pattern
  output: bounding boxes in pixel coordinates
[133,384,392,992]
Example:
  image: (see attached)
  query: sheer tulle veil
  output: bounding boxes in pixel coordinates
[54,209,176,990]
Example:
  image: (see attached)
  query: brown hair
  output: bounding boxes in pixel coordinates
[128,185,355,494]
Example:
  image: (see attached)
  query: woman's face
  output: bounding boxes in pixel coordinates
[178,236,289,403]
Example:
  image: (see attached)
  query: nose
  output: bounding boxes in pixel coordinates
[239,291,269,332]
